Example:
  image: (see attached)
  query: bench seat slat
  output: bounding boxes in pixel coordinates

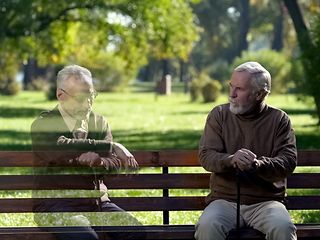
[104,173,210,189]
[1,173,320,190]
[0,174,210,190]
[0,175,95,190]
[287,173,320,188]
[0,198,97,213]
[0,224,319,240]
[227,224,320,239]
[286,195,320,209]
[1,196,319,213]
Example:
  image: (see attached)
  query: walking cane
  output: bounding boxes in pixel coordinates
[236,168,241,239]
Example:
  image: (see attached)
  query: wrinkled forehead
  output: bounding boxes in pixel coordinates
[230,71,252,88]
[65,75,93,93]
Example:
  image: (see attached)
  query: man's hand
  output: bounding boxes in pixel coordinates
[231,148,257,171]
[76,152,102,167]
[112,142,138,169]
[100,155,121,170]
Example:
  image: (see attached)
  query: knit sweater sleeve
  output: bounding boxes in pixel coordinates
[255,112,297,182]
[199,106,234,173]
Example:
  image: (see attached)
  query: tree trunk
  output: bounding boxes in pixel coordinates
[283,0,311,49]
[142,65,150,82]
[271,2,284,51]
[179,60,190,94]
[283,0,320,124]
[23,58,37,90]
[237,0,250,57]
[162,59,170,78]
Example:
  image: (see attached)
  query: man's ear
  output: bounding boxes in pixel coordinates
[56,88,64,101]
[255,90,267,101]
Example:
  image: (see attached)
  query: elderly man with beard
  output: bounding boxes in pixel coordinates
[31,65,142,240]
[194,62,297,240]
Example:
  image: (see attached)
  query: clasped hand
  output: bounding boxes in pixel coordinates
[75,142,138,170]
[231,148,257,171]
[112,142,138,169]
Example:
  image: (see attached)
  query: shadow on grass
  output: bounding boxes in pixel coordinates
[112,129,202,150]
[0,129,202,151]
[172,111,210,115]
[0,129,319,151]
[282,108,317,115]
[0,130,32,150]
[295,132,320,150]
[0,107,45,118]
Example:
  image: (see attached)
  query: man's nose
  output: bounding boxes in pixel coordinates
[230,87,237,98]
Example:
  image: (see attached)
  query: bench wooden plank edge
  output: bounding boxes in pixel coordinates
[0,224,319,239]
[1,150,319,167]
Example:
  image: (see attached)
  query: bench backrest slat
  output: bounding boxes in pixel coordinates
[0,150,319,167]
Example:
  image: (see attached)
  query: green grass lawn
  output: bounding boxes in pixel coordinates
[0,90,319,226]
[0,90,319,150]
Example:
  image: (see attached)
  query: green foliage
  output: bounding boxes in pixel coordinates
[189,80,202,102]
[0,79,20,96]
[190,72,222,103]
[1,0,199,91]
[202,80,222,103]
[288,59,305,93]
[189,72,209,102]
[139,0,200,61]
[26,78,50,91]
[301,14,320,122]
[46,84,57,101]
[232,50,296,93]
[0,44,20,95]
[92,57,133,92]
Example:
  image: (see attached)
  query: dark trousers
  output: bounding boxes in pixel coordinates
[35,201,145,240]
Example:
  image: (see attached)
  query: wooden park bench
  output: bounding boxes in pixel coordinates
[0,150,319,239]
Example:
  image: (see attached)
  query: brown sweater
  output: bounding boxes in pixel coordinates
[199,103,297,205]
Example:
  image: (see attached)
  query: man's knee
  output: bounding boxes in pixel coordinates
[195,214,229,240]
[266,218,296,240]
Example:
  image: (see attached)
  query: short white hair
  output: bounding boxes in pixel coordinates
[57,65,93,89]
[234,61,271,94]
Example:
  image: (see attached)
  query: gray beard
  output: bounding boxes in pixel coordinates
[229,102,253,115]
[74,108,92,120]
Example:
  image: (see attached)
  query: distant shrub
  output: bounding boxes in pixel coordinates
[27,77,50,91]
[0,78,20,96]
[0,48,20,96]
[189,80,202,101]
[46,84,57,101]
[94,66,131,92]
[190,72,222,103]
[202,80,222,103]
[189,72,209,102]
[80,54,135,92]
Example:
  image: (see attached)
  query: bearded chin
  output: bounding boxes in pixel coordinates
[75,108,91,120]
[229,103,251,115]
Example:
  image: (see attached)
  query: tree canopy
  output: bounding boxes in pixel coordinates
[0,0,199,90]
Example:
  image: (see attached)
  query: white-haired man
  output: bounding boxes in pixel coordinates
[195,61,297,240]
[31,65,141,240]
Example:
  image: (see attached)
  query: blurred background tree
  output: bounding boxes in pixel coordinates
[0,0,199,92]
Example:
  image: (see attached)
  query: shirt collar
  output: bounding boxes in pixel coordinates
[58,104,88,132]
